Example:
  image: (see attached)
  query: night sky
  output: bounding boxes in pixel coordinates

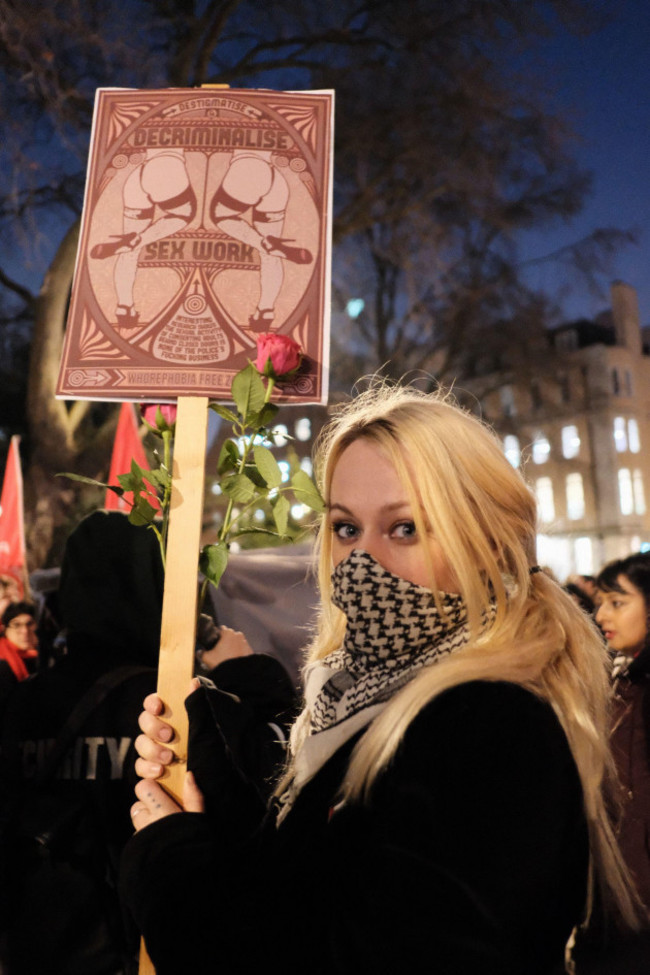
[5,2,649,331]
[517,0,650,324]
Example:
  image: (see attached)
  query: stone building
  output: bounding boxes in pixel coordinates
[466,281,650,581]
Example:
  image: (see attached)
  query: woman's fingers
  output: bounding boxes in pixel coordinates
[183,770,206,814]
[135,701,175,777]
[130,779,182,831]
[142,692,165,715]
[134,754,165,779]
[134,684,204,779]
[138,706,173,743]
[134,731,174,770]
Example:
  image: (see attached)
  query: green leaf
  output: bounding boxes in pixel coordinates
[231,363,266,420]
[243,464,269,490]
[56,472,115,491]
[142,467,171,491]
[291,470,325,512]
[199,542,229,587]
[253,444,282,488]
[130,457,147,477]
[272,493,290,535]
[220,472,257,503]
[244,402,280,433]
[209,403,240,425]
[217,439,240,475]
[128,496,158,526]
[257,403,279,428]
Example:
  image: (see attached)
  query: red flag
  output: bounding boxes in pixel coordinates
[106,403,159,512]
[0,436,26,594]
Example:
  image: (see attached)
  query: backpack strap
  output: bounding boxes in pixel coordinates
[35,664,152,784]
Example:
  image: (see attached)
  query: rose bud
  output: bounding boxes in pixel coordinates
[254,334,302,379]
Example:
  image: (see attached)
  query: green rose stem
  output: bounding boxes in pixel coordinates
[198,373,277,610]
[216,374,276,540]
[155,428,173,569]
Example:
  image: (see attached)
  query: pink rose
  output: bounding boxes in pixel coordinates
[254,334,302,379]
[140,404,178,431]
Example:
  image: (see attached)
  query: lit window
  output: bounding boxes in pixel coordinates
[566,473,585,520]
[500,385,516,417]
[295,417,311,442]
[535,477,555,523]
[532,433,551,464]
[300,457,313,477]
[503,435,521,469]
[628,418,641,454]
[574,537,593,576]
[618,469,633,515]
[633,469,646,515]
[561,425,580,460]
[277,460,291,484]
[291,503,309,520]
[614,417,628,453]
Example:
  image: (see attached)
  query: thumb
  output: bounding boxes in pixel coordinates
[183,770,206,813]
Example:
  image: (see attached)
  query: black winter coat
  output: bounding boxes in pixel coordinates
[122,678,589,975]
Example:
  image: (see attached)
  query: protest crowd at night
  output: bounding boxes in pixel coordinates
[2,4,650,974]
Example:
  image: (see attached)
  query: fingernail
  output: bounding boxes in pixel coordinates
[158,726,173,742]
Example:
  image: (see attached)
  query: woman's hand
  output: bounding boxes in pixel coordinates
[131,678,206,831]
[130,770,205,832]
[199,624,253,670]
[134,679,201,779]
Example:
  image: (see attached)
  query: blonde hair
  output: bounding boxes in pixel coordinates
[300,383,638,927]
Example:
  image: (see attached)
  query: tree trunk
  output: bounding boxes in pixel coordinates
[24,220,118,568]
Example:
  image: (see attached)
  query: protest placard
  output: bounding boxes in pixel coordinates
[57,87,333,404]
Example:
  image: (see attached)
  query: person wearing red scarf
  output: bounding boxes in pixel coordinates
[0,601,38,683]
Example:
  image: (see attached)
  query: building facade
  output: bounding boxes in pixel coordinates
[465,282,650,581]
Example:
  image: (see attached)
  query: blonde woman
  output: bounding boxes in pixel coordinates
[123,385,638,975]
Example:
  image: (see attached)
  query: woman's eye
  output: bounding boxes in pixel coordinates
[391,521,417,540]
[331,521,358,540]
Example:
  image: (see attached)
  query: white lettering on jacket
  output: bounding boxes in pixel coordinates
[19,737,133,780]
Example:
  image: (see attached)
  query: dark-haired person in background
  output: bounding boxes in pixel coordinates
[0,601,39,708]
[576,552,650,973]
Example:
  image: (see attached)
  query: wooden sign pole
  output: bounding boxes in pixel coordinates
[139,394,209,974]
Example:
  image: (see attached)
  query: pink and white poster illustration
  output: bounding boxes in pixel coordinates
[57,88,333,404]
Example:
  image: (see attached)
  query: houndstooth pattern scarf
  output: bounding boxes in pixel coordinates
[277,550,489,821]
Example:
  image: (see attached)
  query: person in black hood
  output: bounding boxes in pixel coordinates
[0,510,295,974]
[0,510,164,975]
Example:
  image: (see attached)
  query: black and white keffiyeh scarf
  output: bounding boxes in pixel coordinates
[277,550,492,820]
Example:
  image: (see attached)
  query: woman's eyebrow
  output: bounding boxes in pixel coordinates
[327,502,351,514]
[327,500,411,514]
